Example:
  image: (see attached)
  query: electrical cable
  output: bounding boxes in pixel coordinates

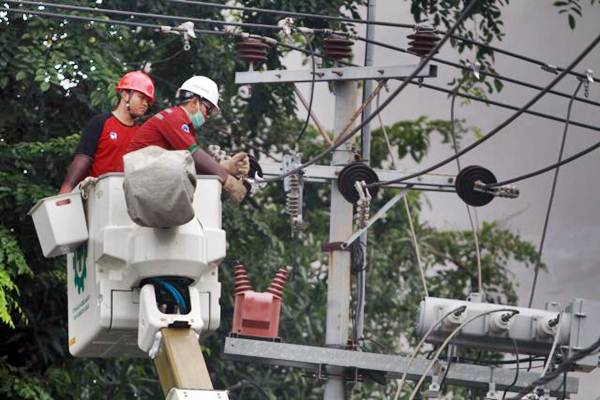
[167,0,599,83]
[166,0,414,29]
[295,34,316,143]
[263,0,480,183]
[340,31,600,106]
[415,80,600,134]
[527,82,583,308]
[438,347,455,391]
[407,308,519,400]
[393,305,467,400]
[375,90,429,296]
[370,30,600,188]
[6,0,284,31]
[227,380,270,400]
[539,312,563,380]
[450,79,483,294]
[510,335,600,400]
[156,280,188,313]
[502,338,520,400]
[342,33,600,109]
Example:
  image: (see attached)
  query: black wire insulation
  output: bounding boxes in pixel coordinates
[502,338,520,400]
[262,0,480,183]
[526,82,583,308]
[344,33,600,109]
[295,35,316,143]
[510,336,600,399]
[369,30,600,188]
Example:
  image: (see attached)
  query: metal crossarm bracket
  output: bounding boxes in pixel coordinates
[341,191,407,249]
[235,64,438,84]
[222,337,579,396]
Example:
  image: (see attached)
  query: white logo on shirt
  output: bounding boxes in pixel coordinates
[181,124,190,134]
[109,131,118,141]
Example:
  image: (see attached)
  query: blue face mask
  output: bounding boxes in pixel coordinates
[190,111,205,129]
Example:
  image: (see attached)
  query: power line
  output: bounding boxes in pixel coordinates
[168,0,597,83]
[6,0,283,30]
[343,33,600,109]
[528,83,582,308]
[166,0,414,29]
[262,0,481,183]
[370,30,600,188]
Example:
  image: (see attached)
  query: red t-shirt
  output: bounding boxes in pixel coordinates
[75,113,138,177]
[125,106,197,153]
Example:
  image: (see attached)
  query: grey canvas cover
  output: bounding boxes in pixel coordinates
[123,146,197,228]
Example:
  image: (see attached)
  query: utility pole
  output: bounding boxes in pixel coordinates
[355,0,377,346]
[324,80,357,400]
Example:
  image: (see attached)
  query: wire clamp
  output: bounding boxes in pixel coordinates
[582,68,594,97]
[277,17,295,38]
[354,181,371,229]
[541,63,558,74]
[474,181,519,199]
[469,61,481,80]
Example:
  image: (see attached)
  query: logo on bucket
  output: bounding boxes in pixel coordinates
[72,245,87,294]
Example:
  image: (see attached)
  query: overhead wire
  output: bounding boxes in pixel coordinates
[370,30,600,188]
[295,33,317,143]
[527,82,583,308]
[501,338,520,400]
[450,78,483,294]
[261,0,481,182]
[340,32,600,109]
[168,0,599,83]
[393,305,467,400]
[510,335,600,400]
[407,308,520,400]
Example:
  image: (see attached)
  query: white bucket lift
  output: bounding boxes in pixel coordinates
[31,173,226,358]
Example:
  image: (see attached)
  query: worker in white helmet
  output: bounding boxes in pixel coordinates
[126,76,249,203]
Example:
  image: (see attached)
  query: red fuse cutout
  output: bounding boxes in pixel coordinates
[231,264,291,339]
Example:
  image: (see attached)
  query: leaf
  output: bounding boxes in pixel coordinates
[40,81,50,92]
[568,13,576,29]
[15,71,27,81]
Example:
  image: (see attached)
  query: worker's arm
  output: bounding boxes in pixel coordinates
[59,154,93,193]
[190,146,229,183]
[59,113,109,193]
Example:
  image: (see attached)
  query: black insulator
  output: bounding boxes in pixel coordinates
[337,162,379,203]
[323,34,354,60]
[407,27,440,57]
[455,165,497,207]
[236,37,270,65]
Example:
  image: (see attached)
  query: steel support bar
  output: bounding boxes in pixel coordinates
[154,328,213,396]
[235,64,437,84]
[260,162,456,192]
[222,337,579,396]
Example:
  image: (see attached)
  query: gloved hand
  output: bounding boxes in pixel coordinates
[220,152,250,177]
[222,175,247,205]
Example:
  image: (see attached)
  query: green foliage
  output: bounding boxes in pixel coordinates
[554,0,597,29]
[0,0,569,399]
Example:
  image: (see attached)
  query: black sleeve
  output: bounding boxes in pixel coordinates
[74,112,111,158]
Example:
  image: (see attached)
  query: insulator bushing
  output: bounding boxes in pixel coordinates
[267,266,291,299]
[323,34,353,60]
[455,165,497,207]
[407,27,440,57]
[236,37,270,66]
[233,264,253,295]
[337,162,380,204]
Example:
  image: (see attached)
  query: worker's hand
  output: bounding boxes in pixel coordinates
[220,152,250,177]
[222,175,247,205]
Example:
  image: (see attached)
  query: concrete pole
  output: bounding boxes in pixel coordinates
[323,80,357,400]
[355,0,377,345]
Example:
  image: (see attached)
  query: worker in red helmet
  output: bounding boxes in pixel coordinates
[126,76,248,204]
[59,71,155,193]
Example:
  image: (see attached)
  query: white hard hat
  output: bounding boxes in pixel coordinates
[177,76,220,116]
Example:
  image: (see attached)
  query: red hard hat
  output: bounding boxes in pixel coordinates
[116,71,155,103]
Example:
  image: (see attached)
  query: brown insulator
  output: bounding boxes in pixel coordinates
[236,37,270,66]
[323,34,353,60]
[233,264,253,295]
[407,27,440,57]
[266,266,291,299]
